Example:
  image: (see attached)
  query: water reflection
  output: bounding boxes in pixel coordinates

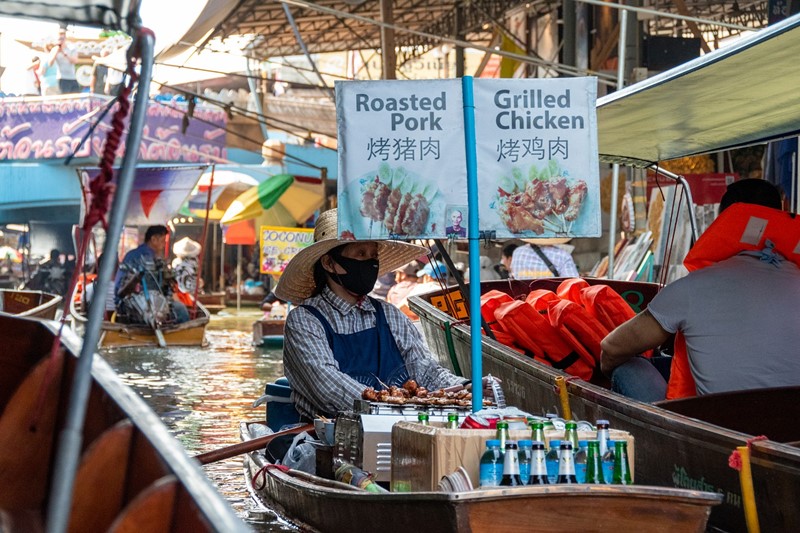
[102,311,294,531]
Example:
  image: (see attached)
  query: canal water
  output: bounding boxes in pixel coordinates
[101,310,294,531]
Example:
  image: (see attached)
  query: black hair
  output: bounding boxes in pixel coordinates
[310,244,349,297]
[50,248,60,260]
[719,179,782,213]
[145,225,169,242]
[502,243,519,259]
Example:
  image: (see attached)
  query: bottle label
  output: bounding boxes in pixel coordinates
[559,452,576,476]
[531,451,548,476]
[479,462,501,487]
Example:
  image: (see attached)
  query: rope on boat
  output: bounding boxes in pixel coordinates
[553,375,578,420]
[442,321,465,377]
[29,30,147,432]
[728,435,767,533]
[252,463,290,491]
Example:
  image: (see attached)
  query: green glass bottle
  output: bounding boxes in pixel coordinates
[585,440,605,484]
[612,440,632,485]
[417,412,430,426]
[529,421,546,445]
[447,412,459,429]
[496,421,510,450]
[563,421,580,452]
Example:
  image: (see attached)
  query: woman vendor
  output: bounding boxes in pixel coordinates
[275,209,478,420]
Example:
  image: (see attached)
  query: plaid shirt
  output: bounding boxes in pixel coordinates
[510,244,579,279]
[283,286,465,419]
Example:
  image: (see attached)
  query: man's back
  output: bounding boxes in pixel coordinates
[648,254,800,394]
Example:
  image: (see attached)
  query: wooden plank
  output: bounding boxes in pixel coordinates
[0,350,63,509]
[107,477,177,533]
[68,421,133,533]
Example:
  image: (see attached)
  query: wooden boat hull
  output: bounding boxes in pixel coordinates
[252,319,285,347]
[0,313,247,531]
[0,289,61,319]
[410,280,800,532]
[100,303,210,348]
[197,291,226,314]
[241,421,720,533]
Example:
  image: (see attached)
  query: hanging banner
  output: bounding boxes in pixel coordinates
[336,79,468,240]
[473,78,600,238]
[260,225,314,275]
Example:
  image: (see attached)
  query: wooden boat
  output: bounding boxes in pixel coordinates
[0,289,62,319]
[252,318,285,347]
[240,421,720,533]
[225,288,263,307]
[99,303,210,348]
[0,312,247,531]
[410,279,800,532]
[197,291,226,314]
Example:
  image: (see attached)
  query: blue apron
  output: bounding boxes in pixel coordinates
[300,297,408,388]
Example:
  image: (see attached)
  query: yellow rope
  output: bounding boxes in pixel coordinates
[737,445,760,533]
[555,376,572,421]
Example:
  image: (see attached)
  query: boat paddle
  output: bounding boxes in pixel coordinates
[141,276,167,347]
[194,423,314,465]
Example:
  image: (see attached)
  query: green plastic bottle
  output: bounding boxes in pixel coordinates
[612,440,632,485]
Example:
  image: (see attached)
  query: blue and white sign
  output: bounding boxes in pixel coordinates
[336,79,467,239]
[474,78,600,238]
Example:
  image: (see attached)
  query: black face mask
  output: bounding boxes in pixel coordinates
[329,253,379,297]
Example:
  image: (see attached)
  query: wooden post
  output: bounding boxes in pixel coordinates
[380,0,396,79]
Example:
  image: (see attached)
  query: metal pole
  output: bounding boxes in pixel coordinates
[652,167,699,242]
[245,51,269,141]
[237,244,242,313]
[607,6,628,280]
[46,31,155,533]
[575,0,751,31]
[282,3,335,99]
[278,0,618,84]
[462,76,482,412]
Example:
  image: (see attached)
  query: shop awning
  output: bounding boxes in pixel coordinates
[597,13,800,168]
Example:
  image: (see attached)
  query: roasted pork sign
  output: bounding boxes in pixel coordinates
[0,95,227,163]
[336,78,599,239]
[336,79,468,240]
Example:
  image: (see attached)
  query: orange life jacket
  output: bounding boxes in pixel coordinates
[666,203,800,399]
[547,299,608,380]
[72,273,98,303]
[525,289,560,311]
[556,278,590,304]
[579,284,637,332]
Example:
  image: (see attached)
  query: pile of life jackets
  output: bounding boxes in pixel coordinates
[481,278,639,382]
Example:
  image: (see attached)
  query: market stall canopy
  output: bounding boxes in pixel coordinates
[0,0,136,32]
[78,165,206,226]
[597,13,800,168]
[186,170,259,221]
[220,173,324,226]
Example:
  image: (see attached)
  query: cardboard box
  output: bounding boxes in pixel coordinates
[390,422,634,491]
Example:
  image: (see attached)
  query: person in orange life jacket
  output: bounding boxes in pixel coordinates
[601,179,800,402]
[276,209,497,420]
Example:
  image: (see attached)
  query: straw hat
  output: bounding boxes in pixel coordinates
[275,209,426,304]
[521,237,572,246]
[173,237,201,258]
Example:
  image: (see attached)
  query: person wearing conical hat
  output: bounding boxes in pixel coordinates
[275,209,470,420]
[172,237,202,298]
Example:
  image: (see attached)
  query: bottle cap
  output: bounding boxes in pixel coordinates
[559,442,574,450]
[578,440,588,447]
[596,419,609,426]
[448,412,458,419]
[565,421,577,429]
[549,439,561,447]
[496,421,509,429]
[486,439,500,447]
[518,439,533,447]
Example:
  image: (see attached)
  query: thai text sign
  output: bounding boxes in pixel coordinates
[0,95,227,162]
[260,226,314,275]
[336,78,599,239]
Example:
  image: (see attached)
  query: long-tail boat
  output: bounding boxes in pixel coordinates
[0,289,62,319]
[240,420,721,533]
[0,313,247,531]
[410,279,800,532]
